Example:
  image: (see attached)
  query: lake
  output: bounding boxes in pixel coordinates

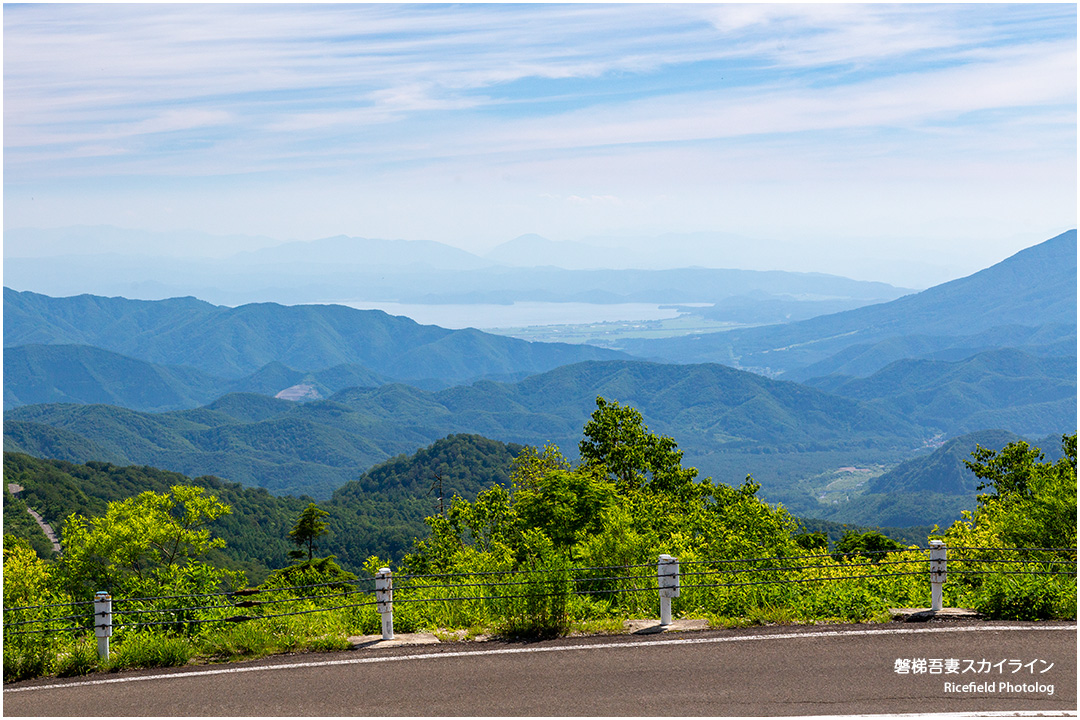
[324,301,686,329]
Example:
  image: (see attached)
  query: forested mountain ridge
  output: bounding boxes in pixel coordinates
[803,348,1076,437]
[3,344,406,412]
[618,230,1077,376]
[805,430,1070,528]
[4,360,930,500]
[3,288,628,384]
[3,434,525,578]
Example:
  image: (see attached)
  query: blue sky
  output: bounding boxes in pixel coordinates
[3,3,1076,286]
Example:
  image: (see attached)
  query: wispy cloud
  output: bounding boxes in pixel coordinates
[3,3,1075,269]
[7,3,1072,177]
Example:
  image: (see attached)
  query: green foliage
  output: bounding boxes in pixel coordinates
[107,632,193,671]
[289,503,330,562]
[943,434,1077,620]
[832,531,905,562]
[261,556,357,593]
[972,573,1075,621]
[3,537,68,682]
[4,488,56,558]
[948,434,1077,550]
[2,434,526,578]
[579,397,697,494]
[55,637,100,677]
[513,446,616,548]
[60,485,242,599]
[793,531,828,552]
[3,452,312,584]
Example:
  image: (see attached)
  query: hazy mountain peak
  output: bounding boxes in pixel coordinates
[229,234,492,271]
[484,234,615,269]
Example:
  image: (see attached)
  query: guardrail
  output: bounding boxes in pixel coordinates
[5,543,1075,660]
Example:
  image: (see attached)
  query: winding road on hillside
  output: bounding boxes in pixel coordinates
[5,621,1075,716]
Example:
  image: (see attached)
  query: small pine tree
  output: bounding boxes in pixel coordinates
[289,503,329,562]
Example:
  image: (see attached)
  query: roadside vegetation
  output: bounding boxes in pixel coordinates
[4,399,1075,683]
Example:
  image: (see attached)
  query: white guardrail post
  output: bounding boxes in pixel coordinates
[94,591,112,660]
[375,567,394,640]
[929,540,947,611]
[658,554,680,626]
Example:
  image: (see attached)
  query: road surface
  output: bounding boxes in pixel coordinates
[4,621,1075,716]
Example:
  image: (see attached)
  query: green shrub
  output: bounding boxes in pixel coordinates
[973,574,1073,620]
[4,639,55,683]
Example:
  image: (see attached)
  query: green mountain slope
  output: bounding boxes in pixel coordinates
[871,430,1066,493]
[4,344,231,411]
[867,430,1027,495]
[803,349,1077,437]
[3,420,128,465]
[3,288,628,384]
[4,360,929,501]
[3,343,483,414]
[619,230,1077,376]
[2,452,310,580]
[3,434,525,576]
[807,430,1071,528]
[786,323,1077,381]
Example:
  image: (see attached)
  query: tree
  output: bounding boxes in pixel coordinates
[966,440,1046,502]
[60,485,239,597]
[578,397,697,495]
[289,503,330,562]
[831,530,904,563]
[949,434,1077,549]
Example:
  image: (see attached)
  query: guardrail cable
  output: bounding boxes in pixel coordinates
[3,611,95,628]
[682,569,930,591]
[3,598,96,612]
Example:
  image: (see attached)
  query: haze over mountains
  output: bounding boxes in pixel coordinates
[3,230,1075,529]
[620,230,1077,378]
[4,226,910,311]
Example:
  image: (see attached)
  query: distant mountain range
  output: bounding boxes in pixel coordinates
[619,230,1077,378]
[4,226,910,310]
[3,344,403,412]
[4,288,625,384]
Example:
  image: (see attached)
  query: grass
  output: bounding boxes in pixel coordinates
[6,554,1073,684]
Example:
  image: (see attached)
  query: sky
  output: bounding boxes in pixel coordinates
[3,3,1077,287]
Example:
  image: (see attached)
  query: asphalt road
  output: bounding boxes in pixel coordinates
[4,621,1075,716]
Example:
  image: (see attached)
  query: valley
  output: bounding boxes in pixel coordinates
[3,230,1076,567]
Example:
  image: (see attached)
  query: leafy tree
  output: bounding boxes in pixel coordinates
[60,485,241,598]
[289,503,330,562]
[949,433,1077,550]
[967,440,1047,502]
[831,530,904,562]
[515,468,617,549]
[3,537,68,681]
[943,434,1076,620]
[579,397,697,495]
